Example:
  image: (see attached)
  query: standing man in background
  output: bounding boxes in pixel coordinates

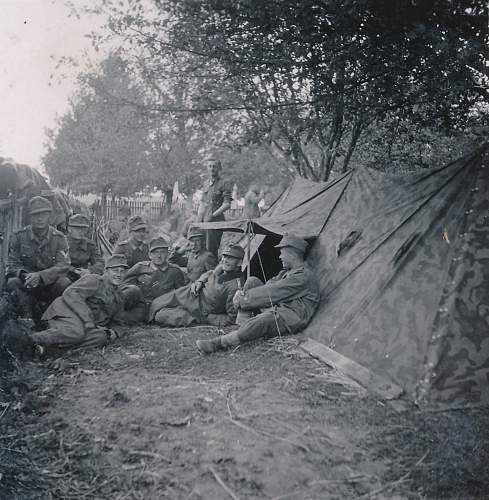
[197,158,232,258]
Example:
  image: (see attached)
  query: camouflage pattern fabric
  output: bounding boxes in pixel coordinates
[199,145,489,407]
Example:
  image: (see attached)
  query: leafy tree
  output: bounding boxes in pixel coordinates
[43,53,158,203]
[62,1,489,184]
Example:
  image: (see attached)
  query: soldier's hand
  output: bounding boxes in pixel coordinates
[233,290,245,307]
[24,272,41,288]
[104,328,119,342]
[190,280,204,296]
[77,268,90,277]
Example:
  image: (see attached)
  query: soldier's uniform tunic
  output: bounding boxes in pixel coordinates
[113,239,149,269]
[6,225,71,322]
[149,267,243,327]
[118,261,186,323]
[32,273,125,348]
[199,177,232,256]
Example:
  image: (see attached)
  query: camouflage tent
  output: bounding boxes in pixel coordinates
[197,144,489,407]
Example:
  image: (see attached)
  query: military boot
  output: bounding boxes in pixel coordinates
[196,337,223,354]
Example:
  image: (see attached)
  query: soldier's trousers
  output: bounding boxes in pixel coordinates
[206,228,223,258]
[7,276,72,326]
[235,277,295,342]
[30,314,108,349]
[235,310,289,342]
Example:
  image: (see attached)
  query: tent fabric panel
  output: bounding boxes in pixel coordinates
[419,155,489,405]
[194,174,349,238]
[306,149,487,404]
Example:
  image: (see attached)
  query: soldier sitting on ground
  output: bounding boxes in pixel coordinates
[113,215,149,268]
[149,243,245,328]
[6,196,71,329]
[30,254,129,356]
[66,214,104,282]
[117,236,187,324]
[196,234,320,354]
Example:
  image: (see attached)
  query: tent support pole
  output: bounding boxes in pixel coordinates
[246,223,251,280]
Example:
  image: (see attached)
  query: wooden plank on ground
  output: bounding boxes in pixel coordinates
[301,339,404,401]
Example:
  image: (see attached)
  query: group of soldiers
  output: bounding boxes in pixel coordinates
[5,159,320,358]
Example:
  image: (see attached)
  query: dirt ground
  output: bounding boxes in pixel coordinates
[1,325,489,500]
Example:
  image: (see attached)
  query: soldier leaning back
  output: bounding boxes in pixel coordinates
[197,235,320,353]
[149,243,245,327]
[6,196,71,327]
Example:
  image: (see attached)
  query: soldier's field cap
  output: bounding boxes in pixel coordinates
[128,215,148,231]
[187,226,205,240]
[150,236,170,252]
[29,196,53,214]
[275,234,308,255]
[68,214,90,228]
[105,254,129,269]
[221,243,245,260]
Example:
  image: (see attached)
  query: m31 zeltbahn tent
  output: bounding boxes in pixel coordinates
[196,144,489,407]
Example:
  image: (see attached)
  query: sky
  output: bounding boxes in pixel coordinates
[0,0,104,168]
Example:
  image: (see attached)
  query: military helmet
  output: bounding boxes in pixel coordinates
[68,214,90,228]
[105,254,129,269]
[221,243,245,260]
[128,215,148,231]
[29,196,53,215]
[187,226,205,240]
[275,234,308,256]
[149,236,170,252]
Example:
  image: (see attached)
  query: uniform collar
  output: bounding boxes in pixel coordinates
[150,261,168,272]
[69,235,88,250]
[129,238,144,250]
[28,225,52,243]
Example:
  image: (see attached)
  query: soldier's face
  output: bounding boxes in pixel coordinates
[206,162,221,179]
[68,226,87,240]
[106,266,126,286]
[31,211,51,230]
[150,248,168,267]
[190,237,204,252]
[221,254,241,272]
[131,228,147,243]
[279,247,301,270]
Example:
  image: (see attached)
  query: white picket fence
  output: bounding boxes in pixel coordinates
[97,199,167,221]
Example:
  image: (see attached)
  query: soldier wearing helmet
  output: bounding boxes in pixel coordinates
[66,214,104,281]
[30,254,129,355]
[196,234,320,354]
[149,243,245,327]
[117,236,186,324]
[113,215,150,268]
[6,196,71,328]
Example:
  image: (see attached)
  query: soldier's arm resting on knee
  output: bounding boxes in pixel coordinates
[236,268,307,310]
